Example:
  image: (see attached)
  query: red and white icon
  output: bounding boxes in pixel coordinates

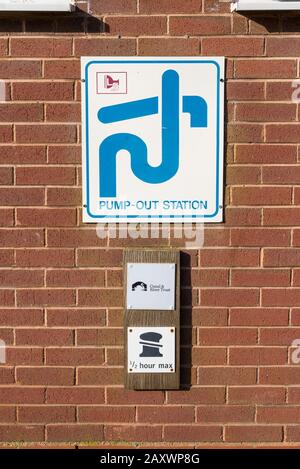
[96,72,127,94]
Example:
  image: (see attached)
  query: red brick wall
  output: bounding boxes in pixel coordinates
[0,0,300,447]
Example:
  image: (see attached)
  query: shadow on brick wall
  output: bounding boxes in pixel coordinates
[180,251,193,390]
[0,7,106,33]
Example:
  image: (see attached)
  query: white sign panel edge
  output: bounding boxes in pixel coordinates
[81,56,225,224]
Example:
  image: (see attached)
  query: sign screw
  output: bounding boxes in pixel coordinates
[129,329,133,333]
[170,329,174,333]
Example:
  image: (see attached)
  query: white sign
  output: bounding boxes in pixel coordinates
[127,327,175,373]
[126,263,176,310]
[81,56,224,223]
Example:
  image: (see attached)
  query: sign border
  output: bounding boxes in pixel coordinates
[82,57,224,222]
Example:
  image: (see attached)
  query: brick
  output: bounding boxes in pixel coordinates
[5,347,43,365]
[0,187,44,206]
[267,81,296,101]
[0,146,46,164]
[16,166,75,186]
[0,38,8,56]
[262,289,300,307]
[138,38,199,56]
[0,425,44,442]
[0,308,44,327]
[259,367,300,385]
[18,406,76,423]
[17,208,76,227]
[46,348,104,366]
[0,407,15,423]
[16,249,74,267]
[44,60,80,79]
[0,103,43,122]
[47,145,81,164]
[267,37,300,56]
[197,405,254,423]
[15,125,77,144]
[192,348,227,365]
[77,249,122,266]
[229,347,287,365]
[259,328,300,345]
[225,425,283,442]
[227,81,264,101]
[0,291,14,306]
[291,308,300,325]
[225,207,262,226]
[164,425,221,442]
[46,308,106,327]
[11,38,72,57]
[228,386,286,404]
[140,0,201,13]
[170,16,230,35]
[77,328,123,346]
[236,103,296,122]
[288,388,300,403]
[258,407,300,423]
[17,289,76,307]
[264,249,300,267]
[105,425,162,442]
[74,38,136,56]
[46,387,105,404]
[266,125,300,143]
[16,328,73,346]
[264,208,300,226]
[0,126,13,143]
[231,229,290,247]
[0,167,12,184]
[0,269,43,287]
[46,103,81,122]
[235,144,297,164]
[197,367,256,385]
[0,368,14,384]
[107,16,167,35]
[0,387,44,404]
[231,269,290,287]
[201,289,259,307]
[78,368,123,386]
[54,189,81,214]
[46,269,104,287]
[202,37,264,56]
[227,124,263,143]
[236,59,297,79]
[79,406,135,423]
[77,289,122,307]
[232,187,291,206]
[16,367,74,385]
[190,269,228,287]
[90,0,137,14]
[286,426,300,442]
[107,388,164,405]
[0,249,13,266]
[198,328,257,346]
[200,249,260,267]
[47,424,103,442]
[0,210,14,227]
[137,406,194,424]
[192,308,228,326]
[230,308,289,326]
[47,229,106,247]
[0,60,41,78]
[168,388,225,405]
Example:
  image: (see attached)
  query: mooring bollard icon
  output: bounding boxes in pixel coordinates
[139,332,163,358]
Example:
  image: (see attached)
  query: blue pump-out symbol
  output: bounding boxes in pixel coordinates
[98,70,208,198]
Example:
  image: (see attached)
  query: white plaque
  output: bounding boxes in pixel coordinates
[126,263,175,310]
[127,327,175,373]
